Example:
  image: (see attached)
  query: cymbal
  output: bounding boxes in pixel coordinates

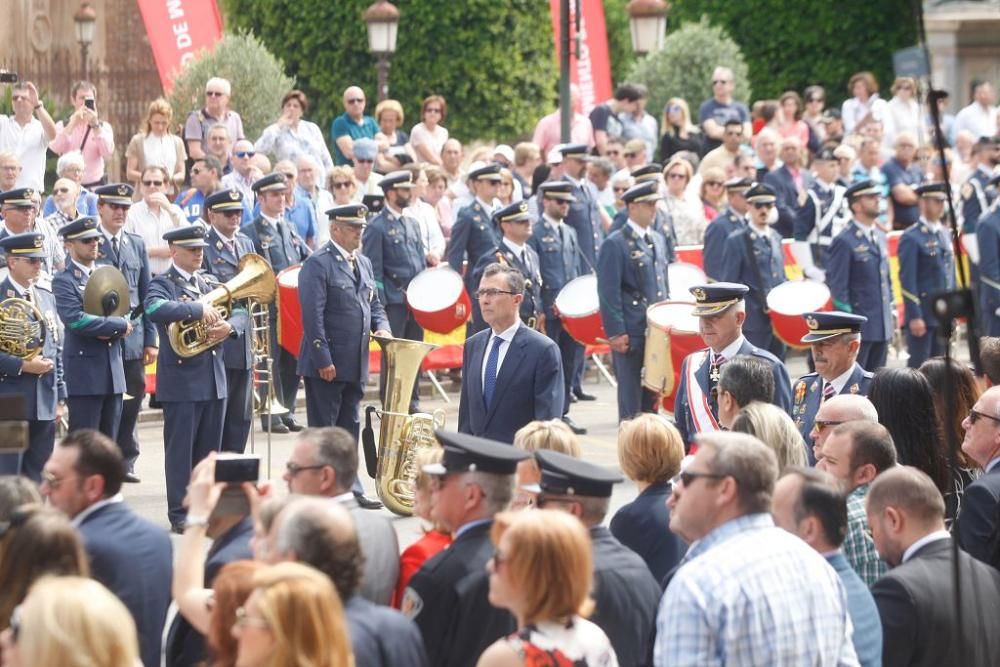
[83,265,131,318]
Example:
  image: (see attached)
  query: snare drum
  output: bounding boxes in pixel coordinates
[276,265,302,356]
[407,267,471,334]
[554,275,607,346]
[766,280,832,349]
[668,262,707,301]
[644,301,702,412]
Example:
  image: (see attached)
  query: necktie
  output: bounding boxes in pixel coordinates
[111,236,119,262]
[483,336,503,409]
[823,382,836,402]
[225,239,236,257]
[348,254,359,281]
[23,288,31,303]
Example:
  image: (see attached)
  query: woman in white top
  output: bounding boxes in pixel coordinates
[841,71,891,136]
[255,90,334,183]
[403,164,445,263]
[409,95,450,166]
[125,165,188,275]
[886,76,925,146]
[661,157,706,246]
[125,98,187,194]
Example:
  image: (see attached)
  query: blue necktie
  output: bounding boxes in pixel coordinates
[483,336,503,409]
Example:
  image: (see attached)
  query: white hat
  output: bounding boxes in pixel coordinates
[547,145,564,165]
[493,144,514,163]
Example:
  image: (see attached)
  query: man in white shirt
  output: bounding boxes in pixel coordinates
[0,81,56,191]
[125,166,189,275]
[953,80,998,140]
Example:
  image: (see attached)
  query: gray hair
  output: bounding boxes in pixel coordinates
[274,498,364,598]
[0,475,42,522]
[207,123,232,140]
[56,150,85,175]
[696,431,779,514]
[205,77,232,96]
[482,263,525,295]
[466,471,514,515]
[823,395,879,423]
[589,158,614,179]
[301,427,358,495]
[718,355,775,408]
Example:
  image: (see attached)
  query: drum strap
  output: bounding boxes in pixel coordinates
[686,350,720,434]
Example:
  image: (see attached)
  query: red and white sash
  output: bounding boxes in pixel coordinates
[686,349,720,434]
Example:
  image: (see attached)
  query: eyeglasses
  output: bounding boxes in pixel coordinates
[751,202,774,209]
[205,91,226,97]
[424,107,442,114]
[474,288,519,299]
[812,419,844,433]
[673,470,727,487]
[53,187,70,194]
[969,409,1000,425]
[355,158,374,164]
[142,180,164,187]
[667,173,687,180]
[332,181,353,190]
[234,151,256,159]
[234,606,269,629]
[285,461,327,476]
[41,471,77,489]
[347,98,365,104]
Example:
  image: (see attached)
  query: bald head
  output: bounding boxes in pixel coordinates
[818,395,879,423]
[343,86,367,119]
[867,466,945,527]
[274,498,364,598]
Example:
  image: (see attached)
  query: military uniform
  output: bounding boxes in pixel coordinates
[0,188,39,271]
[201,190,257,452]
[53,218,128,440]
[597,181,669,420]
[703,177,752,282]
[961,163,996,235]
[609,164,678,264]
[145,226,232,530]
[560,143,603,274]
[0,233,64,481]
[471,203,544,328]
[977,181,1000,336]
[792,156,851,279]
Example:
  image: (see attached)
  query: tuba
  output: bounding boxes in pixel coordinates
[168,254,276,358]
[0,298,46,360]
[362,335,443,516]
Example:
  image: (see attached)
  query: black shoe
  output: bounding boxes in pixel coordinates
[282,416,304,432]
[569,393,578,403]
[262,419,289,434]
[123,472,141,484]
[574,390,598,401]
[562,416,587,435]
[170,521,185,535]
[354,493,384,510]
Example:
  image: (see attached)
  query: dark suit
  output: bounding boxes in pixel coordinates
[201,228,257,451]
[609,482,687,584]
[791,363,873,464]
[402,520,515,667]
[78,501,172,667]
[899,218,955,368]
[345,595,429,667]
[702,207,745,281]
[457,324,564,443]
[721,224,787,358]
[589,526,661,667]
[53,262,128,439]
[0,279,64,481]
[762,164,806,238]
[958,465,1000,563]
[872,537,1000,667]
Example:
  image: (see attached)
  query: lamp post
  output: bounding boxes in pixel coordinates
[364,0,400,102]
[74,1,97,82]
[626,0,669,56]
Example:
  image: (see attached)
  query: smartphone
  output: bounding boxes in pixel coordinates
[84,97,96,111]
[215,454,260,483]
[0,71,18,84]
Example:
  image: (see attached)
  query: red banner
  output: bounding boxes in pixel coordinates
[137,0,224,92]
[548,0,613,114]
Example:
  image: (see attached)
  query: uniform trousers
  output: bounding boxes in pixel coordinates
[68,394,122,442]
[304,377,366,495]
[857,341,889,372]
[0,420,55,482]
[222,368,253,452]
[163,397,226,525]
[546,318,583,417]
[381,303,422,413]
[610,337,658,421]
[262,314,300,424]
[117,358,146,471]
[905,327,944,369]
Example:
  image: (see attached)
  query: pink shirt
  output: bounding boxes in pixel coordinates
[50,120,115,184]
[532,110,594,154]
[777,120,810,149]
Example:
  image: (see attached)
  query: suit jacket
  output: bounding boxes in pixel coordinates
[872,537,1000,667]
[78,502,172,667]
[241,215,310,273]
[589,526,661,667]
[898,218,955,327]
[145,266,230,402]
[345,595,430,667]
[762,164,805,238]
[702,207,745,281]
[446,200,499,288]
[363,207,427,305]
[471,243,544,325]
[827,220,894,342]
[402,520,516,667]
[53,263,128,396]
[597,224,669,339]
[338,494,400,606]
[458,324,564,443]
[791,363,873,460]
[609,482,687,584]
[827,551,882,667]
[720,224,786,335]
[958,465,1000,563]
[0,279,65,419]
[95,231,156,360]
[528,217,580,320]
[201,227,257,370]
[295,243,390,383]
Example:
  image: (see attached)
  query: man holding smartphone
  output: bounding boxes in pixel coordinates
[49,80,115,188]
[0,79,57,191]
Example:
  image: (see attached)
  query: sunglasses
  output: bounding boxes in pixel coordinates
[53,187,71,194]
[109,203,130,211]
[752,202,774,209]
[234,151,256,159]
[347,98,365,104]
[77,237,100,245]
[281,173,296,180]
[673,470,727,487]
[424,107,442,114]
[205,91,226,97]
[355,158,374,164]
[969,409,1000,425]
[142,180,164,187]
[332,181,353,190]
[812,419,844,433]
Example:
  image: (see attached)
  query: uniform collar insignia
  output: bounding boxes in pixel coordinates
[849,383,860,394]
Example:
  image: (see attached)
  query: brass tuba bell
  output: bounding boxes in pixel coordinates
[0,298,46,360]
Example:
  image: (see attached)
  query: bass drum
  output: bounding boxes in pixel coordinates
[407,267,471,334]
[668,261,707,301]
[554,275,607,346]
[276,265,303,357]
[644,301,702,413]
[766,280,832,350]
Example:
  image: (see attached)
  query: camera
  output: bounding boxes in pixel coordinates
[214,454,260,483]
[84,97,96,111]
[0,71,18,84]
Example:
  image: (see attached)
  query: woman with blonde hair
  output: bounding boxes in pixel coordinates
[478,510,617,666]
[610,414,686,582]
[662,157,707,245]
[232,561,353,667]
[126,96,187,192]
[0,575,138,667]
[327,165,358,207]
[699,165,727,222]
[658,97,702,160]
[731,400,808,470]
[512,419,581,510]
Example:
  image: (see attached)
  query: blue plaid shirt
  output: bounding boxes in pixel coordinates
[654,513,859,666]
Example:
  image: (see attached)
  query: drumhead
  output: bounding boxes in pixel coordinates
[647,300,699,334]
[766,280,831,316]
[407,268,465,312]
[554,275,599,317]
[277,265,300,288]
[668,262,707,301]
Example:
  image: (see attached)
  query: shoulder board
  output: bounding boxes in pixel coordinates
[796,372,819,381]
[861,370,874,379]
[34,279,53,293]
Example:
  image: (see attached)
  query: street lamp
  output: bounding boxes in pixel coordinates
[626,0,669,56]
[364,0,400,102]
[74,1,97,82]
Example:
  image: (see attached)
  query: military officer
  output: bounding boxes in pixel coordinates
[898,182,956,368]
[0,188,38,271]
[826,180,895,371]
[791,311,872,461]
[93,182,156,482]
[559,143,602,274]
[202,189,257,452]
[791,148,851,281]
[241,172,310,433]
[446,162,502,321]
[976,174,1000,335]
[532,449,661,667]
[53,217,129,440]
[362,169,426,412]
[145,225,234,532]
[721,183,787,359]
[673,283,792,447]
[527,181,586,433]
[401,430,529,667]
[296,204,390,506]
[959,138,998,334]
[597,180,669,421]
[609,164,678,261]
[0,233,64,481]
[702,176,751,282]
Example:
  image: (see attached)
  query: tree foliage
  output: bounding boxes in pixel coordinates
[167,32,295,142]
[603,0,637,87]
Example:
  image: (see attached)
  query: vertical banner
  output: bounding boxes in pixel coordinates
[137,0,224,92]
[548,0,613,113]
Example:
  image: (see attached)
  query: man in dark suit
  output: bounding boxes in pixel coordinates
[201,189,257,452]
[53,216,130,440]
[702,176,751,282]
[401,430,529,667]
[145,225,234,532]
[93,183,156,481]
[0,232,64,481]
[762,136,809,238]
[457,263,564,443]
[958,385,1000,562]
[41,430,172,667]
[241,172,310,433]
[868,466,1000,666]
[533,449,660,667]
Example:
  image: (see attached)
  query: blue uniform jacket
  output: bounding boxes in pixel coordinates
[471,243,543,324]
[898,219,955,327]
[977,206,1000,333]
[791,363,873,452]
[563,175,602,273]
[794,182,851,269]
[201,227,257,370]
[96,231,156,360]
[720,225,786,335]
[53,263,128,396]
[295,243,390,383]
[0,278,65,420]
[528,217,580,320]
[446,200,498,286]
[674,338,792,445]
[144,267,229,402]
[597,224,669,339]
[702,207,745,282]
[762,165,804,238]
[826,221,894,342]
[961,167,996,233]
[241,215,310,273]
[457,325,564,443]
[363,207,426,306]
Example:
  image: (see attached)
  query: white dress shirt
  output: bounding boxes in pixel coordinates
[481,320,521,390]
